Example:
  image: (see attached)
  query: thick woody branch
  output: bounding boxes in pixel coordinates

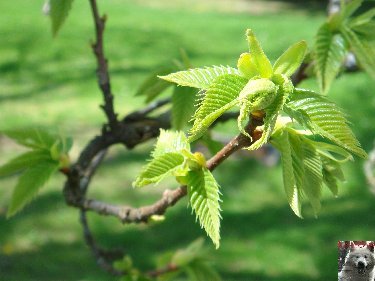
[89,0,118,129]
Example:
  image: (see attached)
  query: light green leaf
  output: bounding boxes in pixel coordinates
[341,26,375,79]
[287,89,367,158]
[189,74,247,142]
[136,66,175,103]
[186,168,221,249]
[321,157,345,196]
[237,53,259,79]
[351,22,375,40]
[341,0,363,20]
[159,66,239,89]
[314,23,348,93]
[50,0,75,36]
[246,29,273,78]
[133,153,185,187]
[349,8,375,26]
[299,141,323,215]
[152,130,190,158]
[7,161,59,218]
[271,131,302,217]
[172,86,197,130]
[2,127,56,150]
[273,41,307,77]
[0,150,52,178]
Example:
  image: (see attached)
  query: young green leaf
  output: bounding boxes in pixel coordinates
[7,161,59,218]
[172,86,197,130]
[184,260,222,281]
[189,74,248,142]
[172,238,205,267]
[0,150,51,178]
[273,41,307,77]
[287,89,367,158]
[349,8,375,26]
[133,153,185,187]
[159,66,239,90]
[2,127,56,150]
[341,0,363,20]
[49,0,75,36]
[152,130,190,158]
[314,23,348,93]
[341,26,375,79]
[271,131,302,217]
[237,53,259,79]
[186,168,221,249]
[135,66,175,103]
[246,29,273,78]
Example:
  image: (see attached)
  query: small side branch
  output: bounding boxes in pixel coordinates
[89,0,118,129]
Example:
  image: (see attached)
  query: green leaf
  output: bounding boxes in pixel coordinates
[341,0,363,20]
[49,0,75,36]
[273,41,307,77]
[351,22,375,40]
[299,141,323,215]
[136,67,175,103]
[133,153,185,187]
[246,29,273,78]
[172,86,197,130]
[341,26,375,79]
[172,238,205,267]
[349,8,375,26]
[321,157,345,196]
[314,23,348,93]
[2,127,56,150]
[237,53,259,79]
[184,260,222,281]
[0,150,52,178]
[186,169,221,249]
[189,74,247,142]
[7,161,59,218]
[287,89,367,158]
[159,66,239,89]
[152,130,190,158]
[271,131,302,217]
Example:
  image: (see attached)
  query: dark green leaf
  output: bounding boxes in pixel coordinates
[136,67,175,103]
[50,0,75,36]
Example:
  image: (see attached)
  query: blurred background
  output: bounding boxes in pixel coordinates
[1,0,375,280]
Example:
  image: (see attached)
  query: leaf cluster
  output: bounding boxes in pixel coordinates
[0,128,72,217]
[314,0,375,93]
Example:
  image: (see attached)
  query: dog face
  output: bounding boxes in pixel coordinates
[346,247,375,275]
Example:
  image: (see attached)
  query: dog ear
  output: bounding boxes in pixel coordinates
[367,241,374,252]
[350,241,356,249]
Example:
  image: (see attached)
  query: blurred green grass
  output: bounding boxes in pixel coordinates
[1,0,375,280]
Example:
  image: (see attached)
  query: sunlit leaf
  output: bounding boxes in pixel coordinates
[287,89,366,158]
[133,153,185,187]
[273,41,307,77]
[152,129,190,158]
[314,23,348,93]
[246,29,273,78]
[159,66,239,90]
[189,74,247,142]
[186,168,221,248]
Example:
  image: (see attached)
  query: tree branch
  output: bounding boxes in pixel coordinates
[73,114,263,224]
[89,0,118,130]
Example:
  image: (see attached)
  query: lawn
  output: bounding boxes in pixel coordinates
[1,0,375,280]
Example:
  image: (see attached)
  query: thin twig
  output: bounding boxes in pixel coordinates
[89,0,118,130]
[80,210,125,276]
[124,98,171,122]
